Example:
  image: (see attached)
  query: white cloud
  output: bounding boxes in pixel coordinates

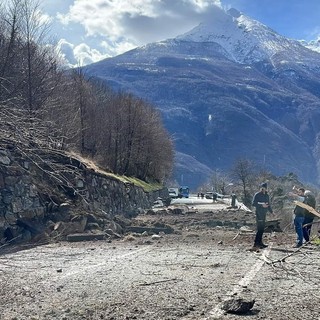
[57,0,222,40]
[56,39,77,67]
[100,40,136,56]
[57,39,110,67]
[54,0,222,65]
[73,43,109,66]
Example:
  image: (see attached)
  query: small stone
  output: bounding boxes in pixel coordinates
[221,298,255,314]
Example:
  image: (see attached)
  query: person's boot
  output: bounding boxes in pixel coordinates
[251,244,260,251]
[254,243,268,249]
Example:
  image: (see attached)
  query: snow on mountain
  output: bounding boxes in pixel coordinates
[110,6,320,72]
[300,38,320,54]
[84,5,320,188]
[176,6,306,64]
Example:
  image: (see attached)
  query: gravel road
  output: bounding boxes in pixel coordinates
[1,198,320,320]
[1,223,320,320]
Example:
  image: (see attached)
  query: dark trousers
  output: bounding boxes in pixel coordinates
[254,211,266,245]
[303,216,314,242]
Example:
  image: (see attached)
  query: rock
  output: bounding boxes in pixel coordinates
[59,203,71,214]
[172,208,183,215]
[53,216,87,236]
[155,209,168,215]
[0,154,11,165]
[86,214,101,224]
[108,221,123,234]
[126,226,174,234]
[66,233,106,242]
[221,298,255,314]
[152,200,164,208]
[123,234,136,242]
[239,226,253,232]
[86,222,101,230]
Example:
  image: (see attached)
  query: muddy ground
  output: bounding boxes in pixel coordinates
[1,201,320,320]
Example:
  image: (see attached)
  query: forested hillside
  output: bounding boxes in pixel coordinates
[0,0,173,184]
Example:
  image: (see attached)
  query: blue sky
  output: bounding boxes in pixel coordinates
[39,0,320,66]
[222,0,320,41]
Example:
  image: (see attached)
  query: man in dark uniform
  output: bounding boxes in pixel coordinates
[252,182,273,249]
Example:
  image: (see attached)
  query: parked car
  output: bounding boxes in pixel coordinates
[168,188,179,198]
[205,192,224,200]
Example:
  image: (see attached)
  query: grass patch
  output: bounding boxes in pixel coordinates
[68,152,163,192]
[311,237,320,246]
[123,176,162,192]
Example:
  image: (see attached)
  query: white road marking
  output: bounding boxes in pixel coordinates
[204,245,272,319]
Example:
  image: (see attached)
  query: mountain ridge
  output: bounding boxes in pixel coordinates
[84,6,320,188]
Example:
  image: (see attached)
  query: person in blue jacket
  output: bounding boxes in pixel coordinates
[303,190,316,243]
[252,182,273,249]
[288,186,306,247]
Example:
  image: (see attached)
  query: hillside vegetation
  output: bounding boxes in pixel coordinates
[0,0,173,185]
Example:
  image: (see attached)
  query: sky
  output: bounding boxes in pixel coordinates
[39,0,320,67]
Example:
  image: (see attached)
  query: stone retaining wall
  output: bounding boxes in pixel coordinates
[0,148,167,242]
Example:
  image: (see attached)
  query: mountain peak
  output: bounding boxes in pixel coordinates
[84,5,320,188]
[176,6,294,64]
[227,8,241,18]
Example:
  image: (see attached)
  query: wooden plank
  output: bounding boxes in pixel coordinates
[294,201,320,218]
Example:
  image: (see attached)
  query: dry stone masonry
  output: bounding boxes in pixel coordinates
[0,148,166,243]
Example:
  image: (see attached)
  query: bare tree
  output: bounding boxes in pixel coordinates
[230,158,256,206]
[0,0,174,184]
[0,0,60,111]
[207,170,231,194]
[104,92,173,181]
[0,0,22,105]
[58,77,175,183]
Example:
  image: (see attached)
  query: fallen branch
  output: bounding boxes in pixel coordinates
[261,238,317,266]
[232,232,240,240]
[303,220,320,228]
[138,278,181,286]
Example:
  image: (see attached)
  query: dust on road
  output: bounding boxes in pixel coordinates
[1,202,320,320]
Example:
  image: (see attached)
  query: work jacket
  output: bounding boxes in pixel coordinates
[252,191,273,214]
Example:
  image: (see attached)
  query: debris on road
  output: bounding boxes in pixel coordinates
[221,297,255,314]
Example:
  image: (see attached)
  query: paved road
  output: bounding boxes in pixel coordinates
[171,195,231,205]
[170,195,249,212]
[1,234,320,319]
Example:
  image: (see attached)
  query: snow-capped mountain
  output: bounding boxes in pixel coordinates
[84,6,320,188]
[301,38,320,54]
[177,7,297,64]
